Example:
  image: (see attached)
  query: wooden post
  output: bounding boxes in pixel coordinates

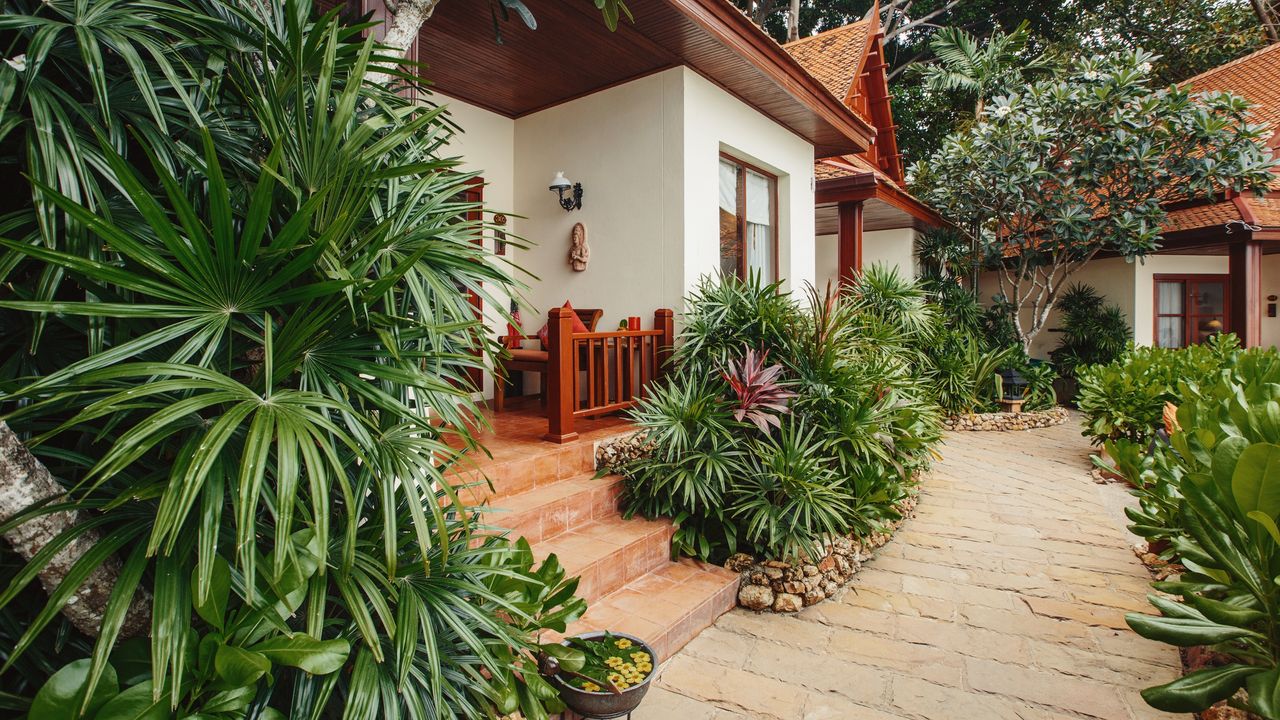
[543,307,578,443]
[654,309,675,379]
[837,201,863,285]
[1230,239,1263,347]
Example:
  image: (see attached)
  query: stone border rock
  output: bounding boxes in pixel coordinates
[727,495,918,613]
[595,432,652,473]
[943,406,1069,432]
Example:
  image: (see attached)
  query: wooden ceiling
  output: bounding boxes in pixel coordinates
[816,199,927,234]
[410,0,872,156]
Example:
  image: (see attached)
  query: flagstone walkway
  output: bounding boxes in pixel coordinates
[634,417,1183,719]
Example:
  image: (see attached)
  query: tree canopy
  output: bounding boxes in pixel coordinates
[913,50,1278,349]
[735,0,1268,166]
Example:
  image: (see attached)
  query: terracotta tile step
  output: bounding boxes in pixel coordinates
[475,473,624,545]
[549,559,740,663]
[448,441,600,501]
[530,516,675,603]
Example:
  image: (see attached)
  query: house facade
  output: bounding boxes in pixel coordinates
[986,43,1280,359]
[342,0,894,400]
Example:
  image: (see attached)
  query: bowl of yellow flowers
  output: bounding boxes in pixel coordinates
[543,632,656,719]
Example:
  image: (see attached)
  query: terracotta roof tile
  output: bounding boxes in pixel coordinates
[783,20,872,111]
[1243,196,1280,227]
[1183,42,1280,134]
[1162,201,1244,233]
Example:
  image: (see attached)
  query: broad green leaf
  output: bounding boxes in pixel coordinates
[1232,442,1280,519]
[91,681,167,720]
[192,556,231,629]
[250,634,349,675]
[1141,663,1262,712]
[31,659,118,720]
[1125,612,1262,646]
[213,645,271,687]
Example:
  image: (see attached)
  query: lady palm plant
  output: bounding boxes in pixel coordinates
[0,2,580,718]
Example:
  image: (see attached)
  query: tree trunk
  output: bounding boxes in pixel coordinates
[381,0,443,57]
[0,422,150,638]
[787,0,800,42]
[1250,0,1280,43]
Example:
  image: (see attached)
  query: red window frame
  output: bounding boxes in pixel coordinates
[1152,273,1231,349]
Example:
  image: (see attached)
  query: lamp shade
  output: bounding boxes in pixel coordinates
[549,171,572,191]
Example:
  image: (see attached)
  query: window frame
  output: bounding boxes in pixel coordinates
[1152,273,1232,349]
[718,151,779,282]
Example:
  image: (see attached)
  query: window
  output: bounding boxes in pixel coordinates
[1154,274,1229,348]
[718,155,777,283]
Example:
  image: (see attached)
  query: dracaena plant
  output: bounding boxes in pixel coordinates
[721,346,794,433]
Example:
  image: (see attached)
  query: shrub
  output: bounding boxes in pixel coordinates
[1050,283,1131,380]
[618,270,942,564]
[1077,335,1239,445]
[0,2,580,717]
[1114,347,1280,716]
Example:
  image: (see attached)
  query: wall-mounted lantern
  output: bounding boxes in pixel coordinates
[549,171,583,212]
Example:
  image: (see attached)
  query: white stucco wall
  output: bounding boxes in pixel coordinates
[513,69,685,336]
[815,228,919,291]
[1264,254,1280,349]
[682,69,816,295]
[438,94,516,398]
[438,68,819,397]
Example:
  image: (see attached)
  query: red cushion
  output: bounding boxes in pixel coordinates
[537,301,590,349]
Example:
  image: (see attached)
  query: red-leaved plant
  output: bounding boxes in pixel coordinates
[722,347,796,432]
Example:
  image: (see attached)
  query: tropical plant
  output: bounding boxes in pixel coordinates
[1077,335,1239,445]
[914,48,1277,351]
[618,273,942,564]
[1017,360,1058,412]
[920,21,1049,116]
[721,347,795,432]
[1118,347,1280,716]
[1049,283,1131,380]
[0,2,584,718]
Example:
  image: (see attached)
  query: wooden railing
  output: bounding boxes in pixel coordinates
[543,308,674,443]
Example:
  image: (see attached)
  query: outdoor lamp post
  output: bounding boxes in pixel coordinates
[549,171,583,211]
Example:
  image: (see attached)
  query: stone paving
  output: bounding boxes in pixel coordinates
[635,418,1183,719]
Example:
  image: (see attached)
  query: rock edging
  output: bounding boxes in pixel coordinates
[943,406,1069,432]
[727,495,918,613]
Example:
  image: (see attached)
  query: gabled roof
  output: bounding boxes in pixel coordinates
[782,19,874,116]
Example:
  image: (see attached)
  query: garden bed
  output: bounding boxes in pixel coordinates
[726,495,918,613]
[942,406,1068,432]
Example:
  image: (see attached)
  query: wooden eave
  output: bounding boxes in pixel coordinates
[406,0,874,157]
[816,173,948,229]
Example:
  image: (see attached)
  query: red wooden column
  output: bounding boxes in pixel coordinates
[543,307,579,443]
[1230,239,1263,347]
[837,200,864,285]
[654,308,675,379]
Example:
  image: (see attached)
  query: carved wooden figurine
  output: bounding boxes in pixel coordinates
[569,222,589,272]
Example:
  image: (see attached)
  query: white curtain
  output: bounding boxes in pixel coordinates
[719,160,738,214]
[744,169,772,283]
[1156,282,1184,348]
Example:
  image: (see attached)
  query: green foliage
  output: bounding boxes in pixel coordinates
[915,49,1277,348]
[619,271,942,563]
[0,1,583,717]
[1050,283,1131,380]
[1108,347,1280,717]
[1077,335,1239,445]
[923,329,1014,414]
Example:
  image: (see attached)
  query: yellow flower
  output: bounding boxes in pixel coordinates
[614,638,633,649]
[605,656,623,667]
[637,663,652,673]
[617,681,631,690]
[607,672,625,685]
[581,682,601,693]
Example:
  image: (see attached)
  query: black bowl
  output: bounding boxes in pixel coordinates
[549,632,655,719]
